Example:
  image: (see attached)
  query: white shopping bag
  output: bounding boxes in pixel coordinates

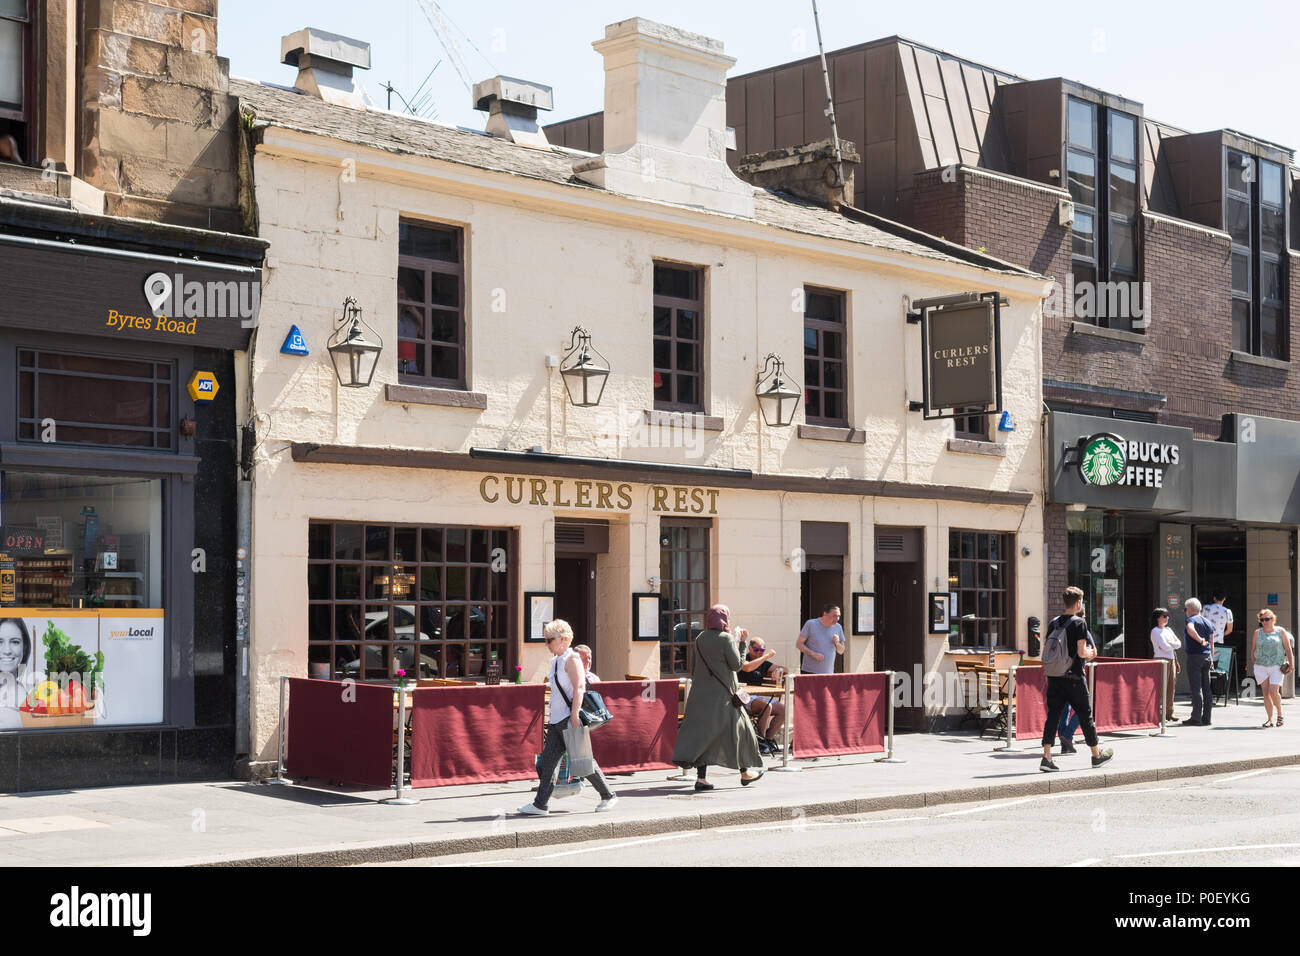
[563,724,596,778]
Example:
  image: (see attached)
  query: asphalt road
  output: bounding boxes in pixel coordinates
[370,766,1300,867]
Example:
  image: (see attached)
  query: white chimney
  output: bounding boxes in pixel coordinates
[473,76,553,148]
[281,28,371,109]
[573,18,753,218]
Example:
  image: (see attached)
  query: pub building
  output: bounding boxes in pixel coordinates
[0,0,264,790]
[234,17,1053,772]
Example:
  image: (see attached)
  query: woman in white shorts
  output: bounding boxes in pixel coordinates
[1250,609,1295,727]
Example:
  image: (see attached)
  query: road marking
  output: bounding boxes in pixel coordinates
[1041,787,1170,799]
[939,797,1035,816]
[533,831,697,859]
[1115,842,1300,860]
[1069,858,1102,867]
[0,815,110,834]
[1205,768,1273,785]
[716,816,928,833]
[431,859,517,867]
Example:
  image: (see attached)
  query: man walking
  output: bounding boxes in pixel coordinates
[1183,597,1216,726]
[796,604,846,675]
[1041,586,1113,772]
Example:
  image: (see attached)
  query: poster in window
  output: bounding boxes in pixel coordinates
[524,591,555,643]
[929,592,950,633]
[1102,579,1119,625]
[633,593,661,641]
[34,516,63,552]
[851,592,875,635]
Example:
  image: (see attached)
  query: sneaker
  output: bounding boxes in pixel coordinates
[1039,758,1060,772]
[517,803,548,816]
[594,795,619,812]
[1091,748,1114,768]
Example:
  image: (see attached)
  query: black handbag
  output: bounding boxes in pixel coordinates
[553,660,613,729]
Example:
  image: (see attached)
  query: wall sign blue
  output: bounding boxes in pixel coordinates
[281,325,309,355]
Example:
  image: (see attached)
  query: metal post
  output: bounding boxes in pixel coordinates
[384,683,417,805]
[268,675,289,785]
[668,678,694,780]
[876,670,905,763]
[772,672,800,772]
[995,665,1018,752]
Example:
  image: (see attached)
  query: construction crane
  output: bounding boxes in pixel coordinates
[412,0,494,96]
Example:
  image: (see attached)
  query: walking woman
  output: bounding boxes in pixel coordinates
[672,604,765,790]
[517,619,618,815]
[1250,609,1295,728]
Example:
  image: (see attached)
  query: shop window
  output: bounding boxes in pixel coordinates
[18,350,174,450]
[947,530,1013,649]
[307,522,512,681]
[803,287,847,426]
[653,262,704,413]
[0,1,31,166]
[397,219,465,388]
[658,519,710,676]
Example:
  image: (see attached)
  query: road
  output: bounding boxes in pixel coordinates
[369,766,1300,867]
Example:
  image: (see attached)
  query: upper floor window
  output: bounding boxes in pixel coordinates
[1228,150,1287,359]
[653,263,704,412]
[397,219,465,388]
[1067,98,1140,330]
[0,0,31,165]
[803,287,847,426]
[953,407,990,442]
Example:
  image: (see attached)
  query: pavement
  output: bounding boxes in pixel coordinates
[1,696,1295,867]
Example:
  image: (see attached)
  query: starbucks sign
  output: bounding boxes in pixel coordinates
[1080,434,1125,485]
[1078,432,1180,489]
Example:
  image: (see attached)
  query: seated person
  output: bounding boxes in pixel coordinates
[573,644,599,682]
[736,631,786,755]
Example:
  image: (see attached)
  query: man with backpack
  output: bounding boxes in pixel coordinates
[1040,586,1114,772]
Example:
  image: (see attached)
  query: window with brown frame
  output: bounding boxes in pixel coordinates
[948,530,1014,649]
[307,522,513,681]
[953,406,990,441]
[653,263,704,412]
[803,287,847,425]
[658,519,710,676]
[0,0,32,165]
[397,219,465,388]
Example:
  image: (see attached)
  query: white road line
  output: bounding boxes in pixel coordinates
[1041,787,1170,799]
[1205,768,1273,785]
[1115,842,1300,860]
[715,816,928,833]
[939,797,1036,816]
[432,859,518,867]
[1069,858,1103,867]
[533,831,698,859]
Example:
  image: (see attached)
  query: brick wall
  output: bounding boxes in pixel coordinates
[1045,503,1067,615]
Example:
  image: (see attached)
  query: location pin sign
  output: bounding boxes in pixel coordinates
[144,272,172,317]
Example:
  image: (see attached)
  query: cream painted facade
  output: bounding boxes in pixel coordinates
[237,78,1051,767]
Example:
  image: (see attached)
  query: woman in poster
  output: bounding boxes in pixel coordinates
[0,617,32,729]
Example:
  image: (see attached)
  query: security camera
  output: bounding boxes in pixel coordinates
[1021,546,1032,557]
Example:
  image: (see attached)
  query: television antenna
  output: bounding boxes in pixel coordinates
[382,61,442,119]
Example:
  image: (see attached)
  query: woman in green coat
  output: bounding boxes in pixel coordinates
[672,604,765,790]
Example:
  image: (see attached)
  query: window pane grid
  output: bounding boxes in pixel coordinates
[397,221,465,388]
[803,287,847,426]
[659,521,710,676]
[948,529,1012,650]
[653,263,704,412]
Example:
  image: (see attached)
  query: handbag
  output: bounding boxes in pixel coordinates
[562,724,596,777]
[697,639,749,708]
[553,659,613,729]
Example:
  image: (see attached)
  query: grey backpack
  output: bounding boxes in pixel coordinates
[1042,616,1081,677]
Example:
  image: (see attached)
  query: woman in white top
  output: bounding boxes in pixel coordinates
[518,619,617,816]
[1149,607,1181,723]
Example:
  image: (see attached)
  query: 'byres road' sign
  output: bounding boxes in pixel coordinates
[188,371,219,402]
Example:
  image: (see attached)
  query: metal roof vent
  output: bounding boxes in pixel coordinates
[281,28,371,109]
[472,76,553,148]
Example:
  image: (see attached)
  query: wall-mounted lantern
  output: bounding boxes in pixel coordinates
[559,326,610,408]
[327,297,383,388]
[755,353,801,427]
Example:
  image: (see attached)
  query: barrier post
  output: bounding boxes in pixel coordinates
[876,670,905,763]
[667,678,694,781]
[268,675,289,785]
[382,683,418,806]
[772,672,800,772]
[1152,658,1173,737]
[995,665,1018,752]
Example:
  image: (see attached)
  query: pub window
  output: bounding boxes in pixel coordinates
[0,0,31,166]
[307,522,513,681]
[397,219,465,388]
[653,262,704,412]
[948,530,1014,650]
[1230,151,1288,359]
[803,287,847,426]
[953,406,990,441]
[18,350,174,450]
[658,519,710,676]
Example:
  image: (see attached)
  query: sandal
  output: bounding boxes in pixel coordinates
[1262,720,1274,728]
[1277,714,1284,726]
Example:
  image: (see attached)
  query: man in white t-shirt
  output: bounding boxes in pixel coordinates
[1201,589,1234,648]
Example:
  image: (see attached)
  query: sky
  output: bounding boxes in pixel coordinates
[220,0,1300,156]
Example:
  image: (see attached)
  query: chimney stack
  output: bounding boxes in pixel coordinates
[735,139,861,210]
[473,76,553,148]
[281,28,371,109]
[573,18,753,217]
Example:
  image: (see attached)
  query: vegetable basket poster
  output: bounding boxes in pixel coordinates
[0,610,164,730]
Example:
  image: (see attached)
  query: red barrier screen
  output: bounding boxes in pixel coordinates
[409,683,545,787]
[589,680,678,773]
[791,672,888,758]
[285,678,394,788]
[1093,660,1162,733]
[1013,666,1047,741]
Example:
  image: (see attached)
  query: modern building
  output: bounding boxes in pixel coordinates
[548,34,1300,688]
[232,17,1050,761]
[0,0,262,790]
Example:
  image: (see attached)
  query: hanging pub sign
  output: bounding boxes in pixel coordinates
[907,291,1005,421]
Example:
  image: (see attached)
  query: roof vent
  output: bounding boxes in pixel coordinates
[472,76,553,148]
[280,28,371,109]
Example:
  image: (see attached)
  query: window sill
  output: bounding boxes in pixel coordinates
[797,423,866,444]
[1068,321,1145,345]
[947,438,1005,457]
[386,383,487,409]
[1229,350,1289,370]
[644,409,724,431]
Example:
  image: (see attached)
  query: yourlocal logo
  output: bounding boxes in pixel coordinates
[142,272,260,329]
[107,625,156,640]
[49,886,151,936]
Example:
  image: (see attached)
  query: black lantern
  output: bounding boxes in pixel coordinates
[559,326,610,408]
[755,353,801,427]
[327,297,383,388]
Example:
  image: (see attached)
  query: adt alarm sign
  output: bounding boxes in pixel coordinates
[188,371,219,402]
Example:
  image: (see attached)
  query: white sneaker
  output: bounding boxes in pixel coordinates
[517,803,548,816]
[594,795,619,812]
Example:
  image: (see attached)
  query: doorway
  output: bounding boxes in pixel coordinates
[875,526,924,730]
[554,556,595,650]
[1196,528,1247,686]
[800,562,845,674]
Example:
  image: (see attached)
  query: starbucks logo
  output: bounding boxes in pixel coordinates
[1080,434,1125,486]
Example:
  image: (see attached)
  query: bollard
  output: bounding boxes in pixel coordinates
[268,675,289,785]
[668,678,694,781]
[875,670,905,763]
[383,683,418,806]
[995,665,1019,752]
[772,672,801,772]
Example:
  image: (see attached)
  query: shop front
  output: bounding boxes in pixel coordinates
[1048,411,1300,693]
[0,205,264,790]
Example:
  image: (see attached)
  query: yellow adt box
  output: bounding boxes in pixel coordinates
[188,370,219,402]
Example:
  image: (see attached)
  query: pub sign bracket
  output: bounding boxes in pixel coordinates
[907,291,1007,422]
